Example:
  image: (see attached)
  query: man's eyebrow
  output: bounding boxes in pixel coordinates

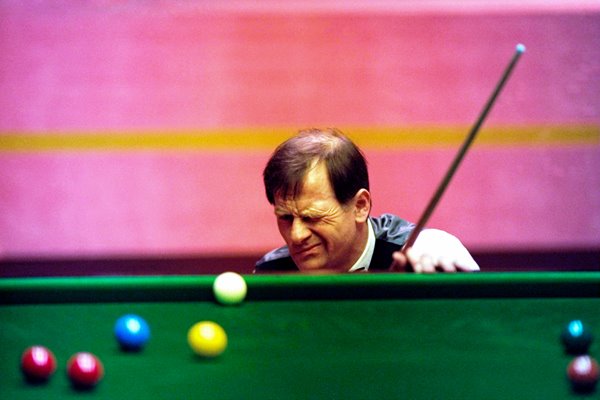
[298,208,324,218]
[274,207,291,215]
[274,206,323,218]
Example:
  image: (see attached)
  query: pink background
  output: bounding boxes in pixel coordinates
[1,1,599,269]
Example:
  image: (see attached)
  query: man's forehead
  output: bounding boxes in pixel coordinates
[273,194,336,215]
[274,161,339,211]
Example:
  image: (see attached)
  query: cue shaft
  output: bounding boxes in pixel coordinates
[401,44,526,253]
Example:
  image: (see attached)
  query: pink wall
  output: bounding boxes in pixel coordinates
[2,5,599,129]
[0,2,599,261]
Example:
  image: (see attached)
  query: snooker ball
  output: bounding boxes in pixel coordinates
[114,314,151,351]
[187,321,228,358]
[561,320,593,354]
[20,346,57,382]
[567,355,599,393]
[213,272,247,305]
[67,352,104,389]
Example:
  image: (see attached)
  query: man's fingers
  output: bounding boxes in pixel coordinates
[418,255,435,273]
[390,249,477,273]
[436,257,456,272]
[390,251,410,272]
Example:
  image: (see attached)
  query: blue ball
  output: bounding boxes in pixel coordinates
[114,314,150,351]
[561,320,593,355]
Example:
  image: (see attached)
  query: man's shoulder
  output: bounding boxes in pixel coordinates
[370,214,414,245]
[254,246,298,272]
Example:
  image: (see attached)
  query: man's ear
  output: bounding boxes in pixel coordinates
[353,189,371,223]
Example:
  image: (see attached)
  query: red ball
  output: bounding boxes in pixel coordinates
[67,352,104,388]
[567,355,599,392]
[20,346,57,382]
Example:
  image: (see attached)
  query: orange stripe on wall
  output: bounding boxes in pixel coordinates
[0,125,598,152]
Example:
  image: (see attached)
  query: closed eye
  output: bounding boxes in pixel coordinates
[277,214,294,223]
[301,216,320,224]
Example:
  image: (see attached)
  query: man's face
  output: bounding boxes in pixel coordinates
[273,162,366,272]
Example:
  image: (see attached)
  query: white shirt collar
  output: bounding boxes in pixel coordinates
[348,219,376,272]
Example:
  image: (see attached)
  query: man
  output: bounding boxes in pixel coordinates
[255,128,479,273]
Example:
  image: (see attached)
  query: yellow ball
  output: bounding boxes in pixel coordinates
[187,321,227,357]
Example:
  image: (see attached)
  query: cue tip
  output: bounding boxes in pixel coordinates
[516,43,526,53]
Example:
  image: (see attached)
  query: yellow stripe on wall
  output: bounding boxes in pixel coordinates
[0,125,598,152]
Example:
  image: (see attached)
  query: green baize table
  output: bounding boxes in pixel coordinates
[1,272,599,399]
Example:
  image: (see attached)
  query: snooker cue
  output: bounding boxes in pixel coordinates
[400,44,526,255]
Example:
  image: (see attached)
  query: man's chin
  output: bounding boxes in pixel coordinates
[293,256,326,272]
[294,259,345,274]
[300,268,342,275]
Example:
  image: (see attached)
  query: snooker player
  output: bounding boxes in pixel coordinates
[255,128,479,273]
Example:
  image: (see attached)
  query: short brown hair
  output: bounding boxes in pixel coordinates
[263,128,369,205]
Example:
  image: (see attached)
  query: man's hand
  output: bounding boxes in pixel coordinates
[390,229,479,273]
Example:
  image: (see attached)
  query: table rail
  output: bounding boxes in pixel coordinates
[1,272,599,304]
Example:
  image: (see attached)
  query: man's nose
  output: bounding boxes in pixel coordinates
[290,218,311,244]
